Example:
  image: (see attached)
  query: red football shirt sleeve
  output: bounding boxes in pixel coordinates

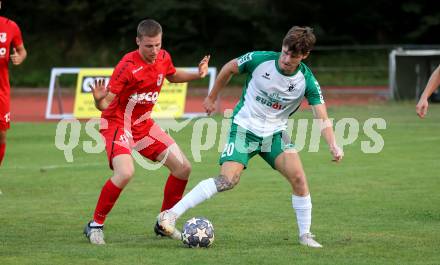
[164,51,177,77]
[11,21,23,47]
[108,60,133,95]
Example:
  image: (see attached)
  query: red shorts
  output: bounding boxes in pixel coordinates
[0,103,10,130]
[101,121,175,169]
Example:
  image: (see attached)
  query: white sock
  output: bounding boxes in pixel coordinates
[170,178,218,218]
[91,221,103,227]
[292,194,312,237]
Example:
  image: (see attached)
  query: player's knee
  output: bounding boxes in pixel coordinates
[0,131,6,144]
[172,162,191,180]
[180,162,192,178]
[118,166,135,181]
[291,172,306,187]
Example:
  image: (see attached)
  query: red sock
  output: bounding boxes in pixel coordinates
[93,179,123,224]
[161,174,188,211]
[0,143,5,166]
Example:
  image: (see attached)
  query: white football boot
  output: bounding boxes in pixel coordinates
[157,210,182,240]
[84,221,105,245]
[299,232,322,248]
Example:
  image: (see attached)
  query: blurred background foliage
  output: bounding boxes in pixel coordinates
[2,0,440,87]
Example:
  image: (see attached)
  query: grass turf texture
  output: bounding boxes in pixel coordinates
[0,103,439,264]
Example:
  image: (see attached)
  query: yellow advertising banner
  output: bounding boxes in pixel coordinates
[73,68,113,119]
[73,68,188,119]
[152,81,187,118]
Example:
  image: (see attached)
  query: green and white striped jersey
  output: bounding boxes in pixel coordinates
[232,51,324,137]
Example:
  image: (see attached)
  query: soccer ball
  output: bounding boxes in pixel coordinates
[181,217,215,248]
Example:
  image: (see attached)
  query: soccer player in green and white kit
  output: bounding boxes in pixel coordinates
[158,26,343,248]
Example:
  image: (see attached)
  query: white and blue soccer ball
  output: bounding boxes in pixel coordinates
[182,217,215,248]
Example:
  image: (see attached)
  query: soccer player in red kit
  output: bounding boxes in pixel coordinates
[0,10,27,166]
[83,19,210,245]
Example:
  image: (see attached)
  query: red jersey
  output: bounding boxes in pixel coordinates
[0,16,23,108]
[102,49,176,135]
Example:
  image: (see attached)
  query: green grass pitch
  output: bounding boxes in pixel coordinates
[1,103,439,265]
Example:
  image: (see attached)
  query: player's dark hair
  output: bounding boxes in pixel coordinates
[137,19,162,38]
[282,26,316,55]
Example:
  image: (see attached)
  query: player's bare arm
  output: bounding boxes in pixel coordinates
[312,104,344,162]
[416,65,440,119]
[10,45,27,65]
[166,55,210,83]
[203,59,240,115]
[89,79,116,111]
